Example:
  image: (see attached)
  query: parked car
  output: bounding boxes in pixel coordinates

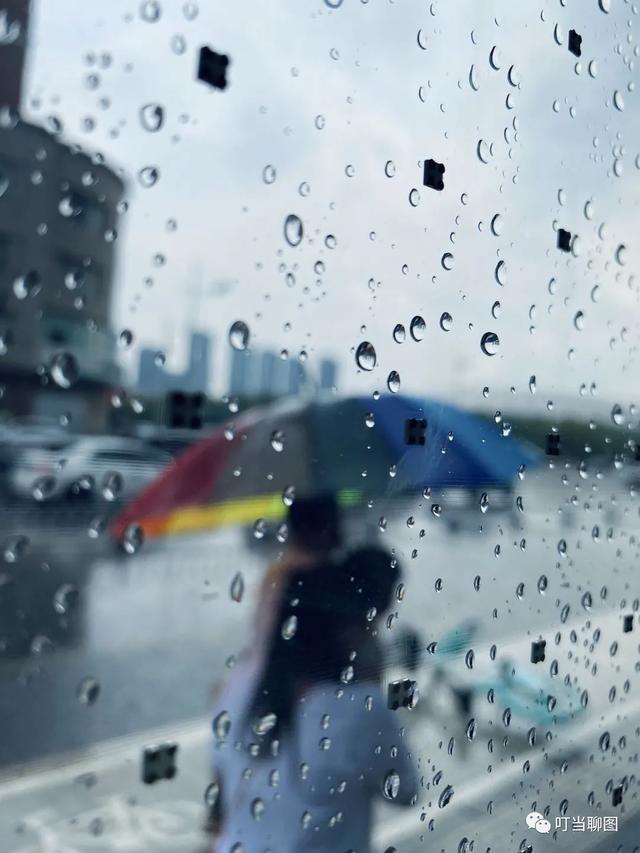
[8,435,174,503]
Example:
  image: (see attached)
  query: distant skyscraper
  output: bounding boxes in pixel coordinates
[229,348,249,396]
[319,358,337,391]
[137,331,211,395]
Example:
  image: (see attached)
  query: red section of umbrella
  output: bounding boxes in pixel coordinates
[111,417,247,540]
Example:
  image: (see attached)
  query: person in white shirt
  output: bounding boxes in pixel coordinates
[209,546,419,853]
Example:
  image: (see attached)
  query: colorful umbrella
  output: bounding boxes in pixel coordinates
[112,394,540,543]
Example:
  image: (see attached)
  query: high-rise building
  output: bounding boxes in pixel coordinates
[0,1,125,431]
[319,358,338,391]
[137,331,212,395]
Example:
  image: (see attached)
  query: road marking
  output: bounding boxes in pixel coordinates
[0,715,210,798]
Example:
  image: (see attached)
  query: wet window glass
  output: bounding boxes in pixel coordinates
[0,0,638,851]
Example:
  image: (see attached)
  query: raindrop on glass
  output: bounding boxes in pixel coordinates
[355,341,377,371]
[229,320,250,351]
[480,332,500,356]
[284,214,304,247]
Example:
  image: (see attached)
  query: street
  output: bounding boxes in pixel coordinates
[1,464,639,850]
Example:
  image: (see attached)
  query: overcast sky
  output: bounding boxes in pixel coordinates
[22,0,640,423]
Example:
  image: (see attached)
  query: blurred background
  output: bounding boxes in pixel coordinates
[0,0,638,851]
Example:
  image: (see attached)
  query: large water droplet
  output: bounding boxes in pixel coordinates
[281,615,298,640]
[50,352,79,389]
[284,214,304,247]
[53,583,79,615]
[140,1,161,20]
[77,676,100,706]
[213,710,231,740]
[229,320,250,351]
[393,324,406,343]
[477,139,491,163]
[438,784,454,808]
[138,166,160,188]
[439,312,453,332]
[139,103,164,132]
[13,271,41,300]
[441,252,454,270]
[355,341,377,371]
[382,770,401,800]
[611,404,624,425]
[494,260,507,286]
[122,523,144,555]
[410,315,426,341]
[480,332,500,356]
[387,371,401,393]
[613,90,625,111]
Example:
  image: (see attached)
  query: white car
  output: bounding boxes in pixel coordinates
[8,435,173,503]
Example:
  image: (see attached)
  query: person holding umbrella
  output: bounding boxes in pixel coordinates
[208,544,418,852]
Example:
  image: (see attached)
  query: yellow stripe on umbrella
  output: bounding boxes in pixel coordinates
[138,488,364,540]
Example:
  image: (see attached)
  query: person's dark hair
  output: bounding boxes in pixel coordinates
[287,493,341,552]
[244,545,400,752]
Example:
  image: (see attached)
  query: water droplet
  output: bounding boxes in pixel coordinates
[489,45,502,70]
[613,90,625,111]
[140,0,161,21]
[262,164,276,184]
[253,519,267,540]
[53,583,79,615]
[139,103,164,132]
[122,523,144,555]
[599,0,610,11]
[138,166,160,188]
[410,315,426,341]
[229,320,250,351]
[270,430,285,452]
[101,471,123,501]
[494,260,507,286]
[383,770,401,800]
[213,710,231,740]
[355,341,377,371]
[466,718,478,741]
[573,311,585,331]
[387,371,401,393]
[324,234,337,249]
[230,572,244,602]
[77,676,100,706]
[50,352,79,389]
[204,781,220,807]
[281,615,297,640]
[253,712,277,735]
[491,301,501,319]
[119,329,134,349]
[611,404,624,425]
[477,139,491,163]
[441,252,454,270]
[393,324,406,343]
[480,332,500,356]
[615,244,627,265]
[409,188,421,207]
[469,64,479,91]
[439,312,453,331]
[384,160,396,178]
[490,213,503,236]
[13,271,41,300]
[284,214,304,247]
[599,731,610,751]
[32,476,56,501]
[438,784,454,808]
